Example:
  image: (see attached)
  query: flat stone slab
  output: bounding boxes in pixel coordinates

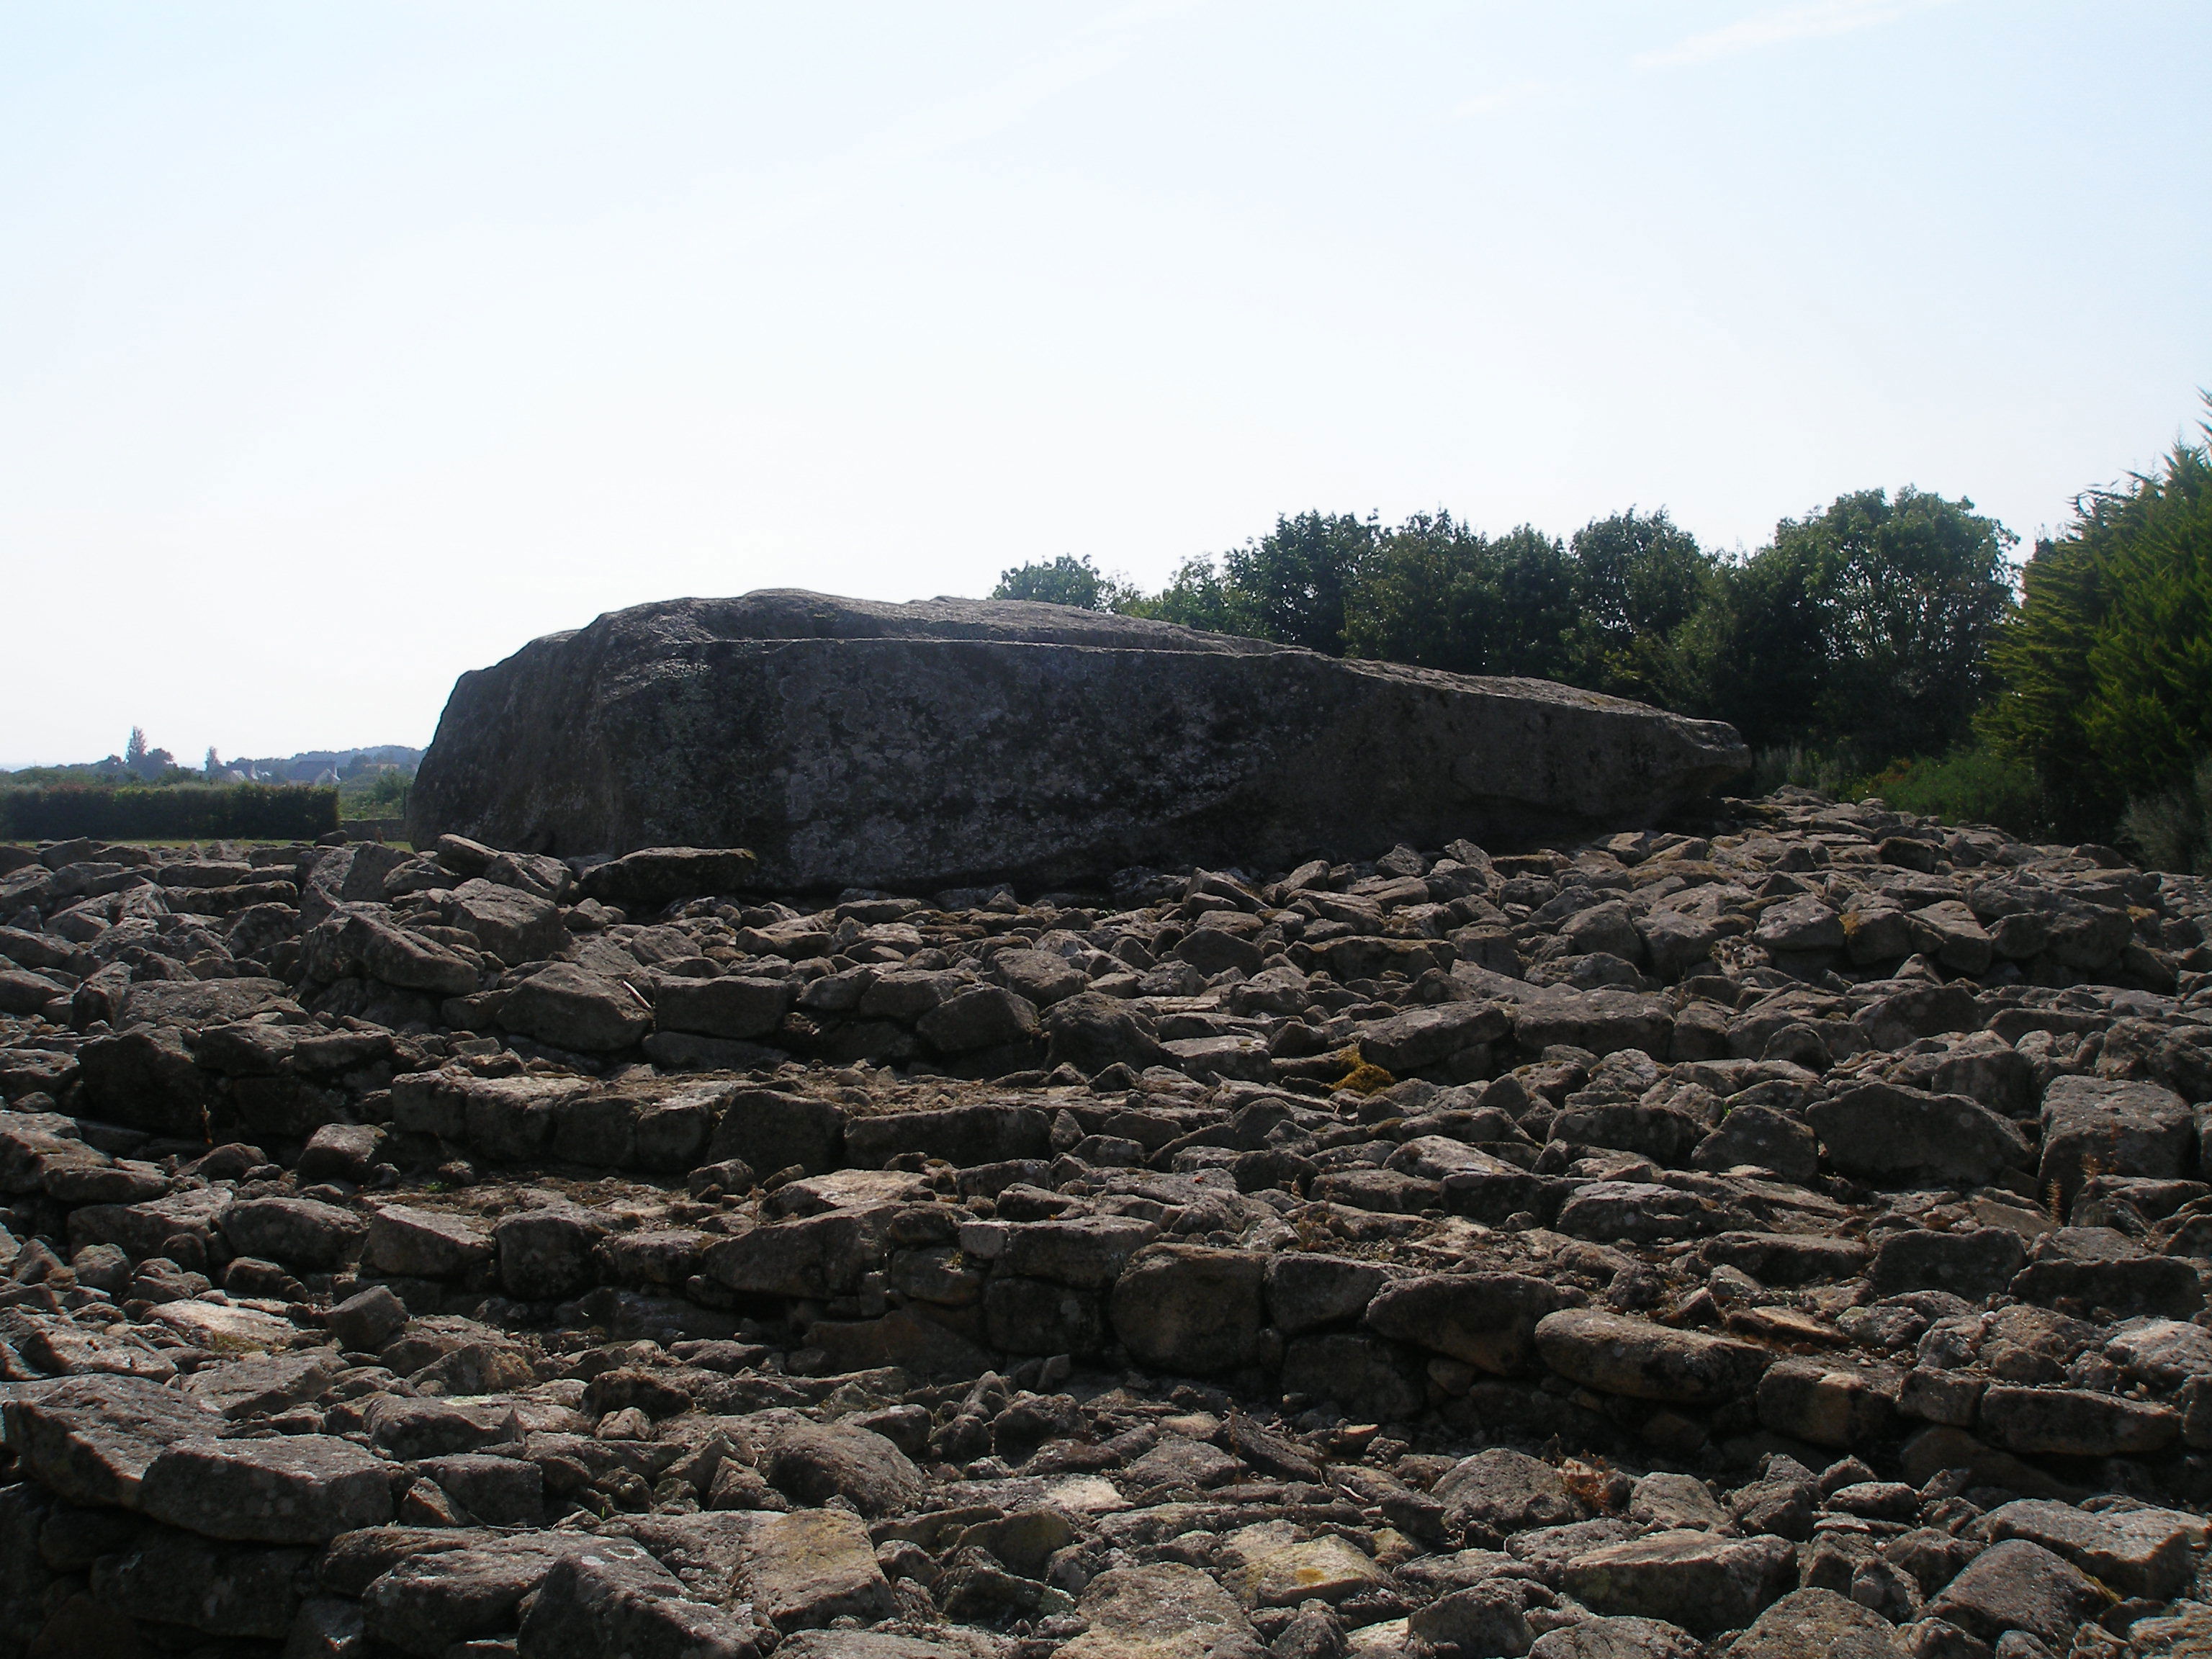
[1977,1384,2179,1456]
[1728,1587,1908,1659]
[140,1433,395,1542]
[1061,1562,1266,1659]
[0,1310,176,1380]
[2,1373,220,1507]
[363,1533,604,1657]
[1979,1498,2208,1600]
[1805,1084,2030,1187]
[1530,1617,1703,1659]
[1220,1521,1384,1608]
[408,590,1747,888]
[363,1394,521,1459]
[1559,1529,1797,1636]
[90,1527,310,1640]
[145,1298,302,1353]
[1533,1309,1770,1406]
[364,1201,494,1277]
[181,1351,343,1419]
[2038,1075,2193,1205]
[2131,1604,2212,1659]
[517,1537,759,1658]
[734,1506,899,1632]
[1925,1539,2103,1646]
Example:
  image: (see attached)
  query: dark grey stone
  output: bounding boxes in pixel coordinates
[408,591,1747,887]
[139,1434,392,1542]
[1869,1228,2026,1302]
[518,1537,759,1658]
[3,1374,219,1509]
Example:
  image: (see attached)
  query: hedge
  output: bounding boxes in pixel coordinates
[0,784,340,842]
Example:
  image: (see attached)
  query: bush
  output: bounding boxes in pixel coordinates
[340,768,412,813]
[2120,757,2212,874]
[0,784,340,842]
[1745,746,1863,799]
[1867,748,2044,838]
[1744,742,2045,839]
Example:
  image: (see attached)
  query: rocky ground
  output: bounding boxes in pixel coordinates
[1,794,2210,1659]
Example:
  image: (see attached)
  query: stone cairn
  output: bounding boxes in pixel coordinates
[0,794,2208,1659]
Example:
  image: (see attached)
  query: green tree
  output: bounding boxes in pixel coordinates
[1984,409,2212,831]
[1120,554,1248,633]
[364,767,412,808]
[991,554,1138,611]
[1482,526,1583,678]
[2077,436,2212,796]
[1565,508,1719,698]
[1344,514,1578,678]
[1691,488,2015,755]
[1683,535,1837,750]
[1220,511,1378,655]
[1340,511,1493,671]
[1977,530,2113,832]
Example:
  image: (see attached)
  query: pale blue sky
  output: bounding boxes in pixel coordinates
[3,1,2207,765]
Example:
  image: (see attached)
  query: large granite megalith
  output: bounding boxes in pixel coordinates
[408,590,1747,891]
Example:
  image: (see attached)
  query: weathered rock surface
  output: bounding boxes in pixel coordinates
[1731,1587,1909,1659]
[3,1374,218,1507]
[1,788,2210,1659]
[138,1432,394,1541]
[1560,1529,1798,1634]
[516,1537,759,1658]
[1063,1563,1264,1659]
[407,591,1748,885]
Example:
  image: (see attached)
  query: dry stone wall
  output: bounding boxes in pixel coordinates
[0,795,2209,1659]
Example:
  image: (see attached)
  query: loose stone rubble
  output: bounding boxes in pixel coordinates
[1,791,2211,1659]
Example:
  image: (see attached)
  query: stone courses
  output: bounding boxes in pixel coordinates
[0,786,2210,1657]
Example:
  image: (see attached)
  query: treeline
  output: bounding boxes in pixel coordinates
[992,403,2212,863]
[0,784,340,842]
[1982,417,2212,860]
[997,494,2016,779]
